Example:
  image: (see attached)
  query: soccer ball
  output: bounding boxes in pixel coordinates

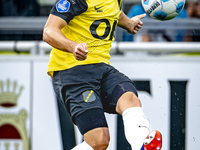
[141,0,185,21]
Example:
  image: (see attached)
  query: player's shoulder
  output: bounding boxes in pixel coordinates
[50,0,88,23]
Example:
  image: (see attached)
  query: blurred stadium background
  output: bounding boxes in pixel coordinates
[0,0,200,150]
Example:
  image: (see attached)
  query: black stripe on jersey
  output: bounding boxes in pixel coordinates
[117,0,122,10]
[50,0,88,23]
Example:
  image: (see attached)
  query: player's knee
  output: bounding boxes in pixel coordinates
[84,127,110,150]
[129,92,141,104]
[97,134,110,150]
[116,92,142,115]
[99,128,110,149]
[127,92,141,106]
[92,128,110,150]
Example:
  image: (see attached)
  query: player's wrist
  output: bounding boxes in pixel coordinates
[124,19,133,33]
[66,41,78,53]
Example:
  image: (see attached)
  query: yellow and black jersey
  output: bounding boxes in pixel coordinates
[47,0,122,78]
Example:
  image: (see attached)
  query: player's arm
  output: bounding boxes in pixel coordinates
[118,11,146,34]
[43,14,75,53]
[43,14,88,60]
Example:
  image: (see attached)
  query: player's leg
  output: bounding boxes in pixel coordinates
[101,64,162,150]
[72,128,109,150]
[116,91,142,114]
[115,82,162,150]
[52,64,111,150]
[113,82,150,150]
[117,92,150,150]
[83,127,110,150]
[72,109,110,150]
[100,65,152,149]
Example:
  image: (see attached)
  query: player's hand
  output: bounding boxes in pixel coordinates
[126,13,146,35]
[73,43,88,61]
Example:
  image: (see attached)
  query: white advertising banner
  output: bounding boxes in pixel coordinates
[0,59,31,150]
[0,55,200,150]
[110,56,200,150]
[32,60,63,150]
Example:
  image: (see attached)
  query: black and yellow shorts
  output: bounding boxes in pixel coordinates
[52,63,138,134]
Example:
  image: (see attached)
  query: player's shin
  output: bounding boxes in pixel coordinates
[122,107,150,150]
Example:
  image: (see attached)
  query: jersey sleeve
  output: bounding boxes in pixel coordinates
[50,0,88,23]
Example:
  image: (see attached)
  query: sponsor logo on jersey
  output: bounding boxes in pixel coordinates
[94,6,103,13]
[94,6,103,10]
[56,0,70,13]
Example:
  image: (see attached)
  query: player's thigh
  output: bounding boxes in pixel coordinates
[52,64,104,124]
[101,65,139,114]
[74,108,110,149]
[74,108,108,135]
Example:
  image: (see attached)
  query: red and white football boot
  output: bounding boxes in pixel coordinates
[141,130,162,150]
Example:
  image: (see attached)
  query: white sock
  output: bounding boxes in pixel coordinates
[71,141,93,150]
[122,107,150,150]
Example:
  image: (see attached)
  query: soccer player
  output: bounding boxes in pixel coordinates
[43,0,162,149]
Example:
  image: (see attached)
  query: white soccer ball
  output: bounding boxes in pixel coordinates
[141,0,185,21]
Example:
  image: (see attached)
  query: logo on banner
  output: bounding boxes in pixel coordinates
[0,79,23,107]
[56,0,70,13]
[0,79,28,150]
